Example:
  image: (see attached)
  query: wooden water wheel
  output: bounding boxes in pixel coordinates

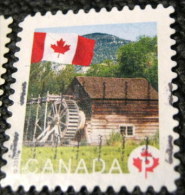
[26,94,85,145]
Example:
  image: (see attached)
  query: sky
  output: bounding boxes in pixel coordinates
[36,22,157,41]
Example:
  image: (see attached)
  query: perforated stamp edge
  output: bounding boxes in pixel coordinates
[0,16,13,98]
[1,5,179,192]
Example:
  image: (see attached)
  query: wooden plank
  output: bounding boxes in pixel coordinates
[92,110,158,115]
[92,115,158,119]
[92,100,158,104]
[92,103,158,108]
[90,118,158,123]
[91,117,159,121]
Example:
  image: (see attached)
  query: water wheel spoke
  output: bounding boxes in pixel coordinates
[60,115,67,120]
[60,107,66,114]
[48,116,55,121]
[60,108,67,118]
[59,121,67,127]
[55,104,61,115]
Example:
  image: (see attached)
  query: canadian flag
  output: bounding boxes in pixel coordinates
[31,32,96,66]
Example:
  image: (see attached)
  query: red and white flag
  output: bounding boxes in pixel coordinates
[31,32,96,66]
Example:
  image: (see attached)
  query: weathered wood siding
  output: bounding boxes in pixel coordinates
[85,99,158,144]
[66,78,159,145]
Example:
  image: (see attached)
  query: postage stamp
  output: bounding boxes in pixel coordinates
[0,16,12,97]
[1,6,179,192]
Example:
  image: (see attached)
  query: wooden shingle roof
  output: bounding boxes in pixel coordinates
[75,76,158,100]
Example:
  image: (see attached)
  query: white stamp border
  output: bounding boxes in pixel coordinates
[1,5,179,192]
[0,16,13,97]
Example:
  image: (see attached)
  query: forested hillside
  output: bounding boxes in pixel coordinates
[84,33,130,64]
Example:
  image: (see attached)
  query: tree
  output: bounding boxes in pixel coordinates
[117,36,158,90]
[86,60,120,77]
[56,65,82,93]
[28,61,55,98]
[28,62,83,99]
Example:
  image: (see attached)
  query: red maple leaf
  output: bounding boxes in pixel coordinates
[133,157,142,172]
[141,150,152,157]
[146,158,159,172]
[141,150,159,172]
[133,149,159,178]
[51,39,70,56]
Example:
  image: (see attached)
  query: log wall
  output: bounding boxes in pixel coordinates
[85,99,159,145]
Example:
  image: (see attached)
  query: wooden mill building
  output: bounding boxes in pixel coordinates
[66,76,159,145]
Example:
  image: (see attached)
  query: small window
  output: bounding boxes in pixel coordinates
[120,126,126,135]
[127,126,133,136]
[119,125,134,137]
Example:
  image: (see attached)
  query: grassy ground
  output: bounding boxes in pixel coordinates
[21,143,140,173]
[21,131,159,174]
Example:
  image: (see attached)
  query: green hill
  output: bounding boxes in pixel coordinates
[84,33,130,64]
